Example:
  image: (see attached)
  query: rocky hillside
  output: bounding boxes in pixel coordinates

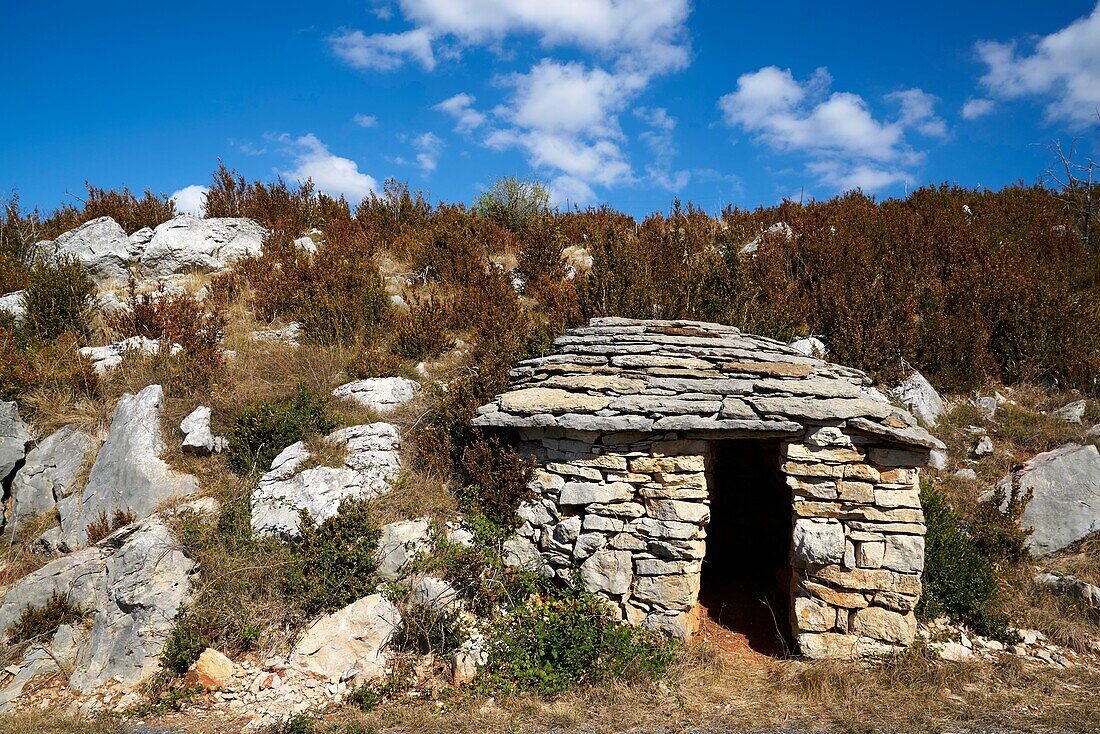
[0,175,1099,733]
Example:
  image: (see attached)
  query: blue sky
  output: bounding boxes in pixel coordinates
[3,1,1099,218]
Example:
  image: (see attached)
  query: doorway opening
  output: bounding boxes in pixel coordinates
[698,439,793,656]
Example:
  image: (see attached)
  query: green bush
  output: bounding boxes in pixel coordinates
[459,436,535,534]
[479,592,675,695]
[18,256,95,344]
[225,383,334,475]
[474,176,551,235]
[7,592,85,644]
[159,616,211,676]
[285,498,382,616]
[917,483,1014,640]
[276,714,318,734]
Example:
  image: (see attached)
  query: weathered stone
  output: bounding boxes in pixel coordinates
[720,361,813,378]
[792,518,845,565]
[582,514,624,533]
[60,385,198,549]
[1,402,33,499]
[802,580,868,609]
[580,549,633,595]
[588,501,646,518]
[782,461,881,482]
[38,216,130,283]
[0,291,24,323]
[410,575,461,610]
[552,516,582,544]
[251,423,400,537]
[540,375,646,394]
[559,481,634,505]
[815,566,922,595]
[648,539,706,559]
[609,396,721,415]
[972,435,994,457]
[868,447,929,467]
[648,499,710,524]
[187,648,234,689]
[332,377,420,413]
[517,500,555,526]
[289,594,399,682]
[141,215,266,275]
[250,321,302,346]
[881,535,924,573]
[573,532,609,559]
[889,370,945,426]
[850,607,915,645]
[837,479,875,503]
[748,396,892,421]
[10,425,98,530]
[990,443,1100,556]
[856,541,885,569]
[0,518,193,692]
[180,405,225,456]
[873,488,921,509]
[795,596,836,632]
[635,558,699,575]
[786,443,866,463]
[1052,400,1086,424]
[633,573,698,609]
[375,518,432,580]
[798,632,857,659]
[630,518,703,540]
[630,455,706,473]
[500,388,613,414]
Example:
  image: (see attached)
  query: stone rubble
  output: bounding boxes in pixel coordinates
[180,405,226,455]
[78,336,181,376]
[921,618,1086,670]
[250,322,302,347]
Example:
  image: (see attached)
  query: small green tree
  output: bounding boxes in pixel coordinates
[474,176,550,235]
[18,256,95,344]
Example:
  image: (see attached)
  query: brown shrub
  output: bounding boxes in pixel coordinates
[392,295,454,361]
[85,508,138,545]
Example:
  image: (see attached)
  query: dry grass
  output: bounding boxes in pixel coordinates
[307,643,1100,734]
[0,711,123,734]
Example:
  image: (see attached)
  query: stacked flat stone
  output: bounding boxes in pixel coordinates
[474,317,942,659]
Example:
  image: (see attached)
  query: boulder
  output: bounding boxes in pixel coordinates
[9,425,99,531]
[180,406,225,456]
[0,401,31,488]
[186,648,234,689]
[331,377,420,413]
[0,518,193,693]
[972,435,994,457]
[289,594,400,683]
[990,443,1100,556]
[140,215,265,275]
[37,216,130,283]
[375,517,432,580]
[0,291,25,323]
[1052,400,1086,424]
[789,335,827,357]
[251,423,401,538]
[889,369,945,427]
[58,385,199,549]
[127,226,154,258]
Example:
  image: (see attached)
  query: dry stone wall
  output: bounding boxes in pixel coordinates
[507,422,926,658]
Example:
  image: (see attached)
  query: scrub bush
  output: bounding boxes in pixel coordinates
[18,256,95,344]
[225,383,334,475]
[7,592,85,644]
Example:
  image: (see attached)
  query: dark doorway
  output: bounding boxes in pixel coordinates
[698,439,793,656]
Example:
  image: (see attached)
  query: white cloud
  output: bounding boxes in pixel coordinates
[975,3,1100,126]
[412,132,443,173]
[329,28,435,71]
[546,175,597,207]
[433,93,486,132]
[353,113,379,128]
[636,106,689,191]
[337,0,690,76]
[279,133,378,201]
[960,98,995,120]
[170,185,208,217]
[718,66,940,193]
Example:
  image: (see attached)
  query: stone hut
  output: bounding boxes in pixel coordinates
[473,317,944,659]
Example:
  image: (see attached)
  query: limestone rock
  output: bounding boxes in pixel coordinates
[180,406,225,456]
[499,387,612,415]
[850,607,915,645]
[793,518,845,566]
[580,549,633,595]
[410,575,460,610]
[1052,400,1086,424]
[972,435,994,457]
[187,648,234,689]
[990,443,1100,556]
[78,336,177,376]
[789,335,827,357]
[742,221,793,255]
[889,369,945,427]
[332,377,420,413]
[375,518,432,581]
[289,594,399,683]
[250,322,302,346]
[0,624,86,712]
[140,215,265,275]
[59,385,199,549]
[38,216,130,283]
[127,226,154,257]
[0,518,194,692]
[0,401,31,490]
[0,291,25,323]
[251,423,401,538]
[10,425,99,530]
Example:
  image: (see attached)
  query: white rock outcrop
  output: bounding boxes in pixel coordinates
[180,406,225,456]
[9,425,99,531]
[789,335,827,357]
[989,443,1100,556]
[58,385,199,549]
[375,517,432,580]
[889,369,945,427]
[1052,400,1086,424]
[289,594,400,683]
[0,518,193,695]
[0,401,31,489]
[78,336,180,376]
[0,291,25,323]
[37,216,131,283]
[251,423,401,538]
[140,215,265,275]
[331,377,420,413]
